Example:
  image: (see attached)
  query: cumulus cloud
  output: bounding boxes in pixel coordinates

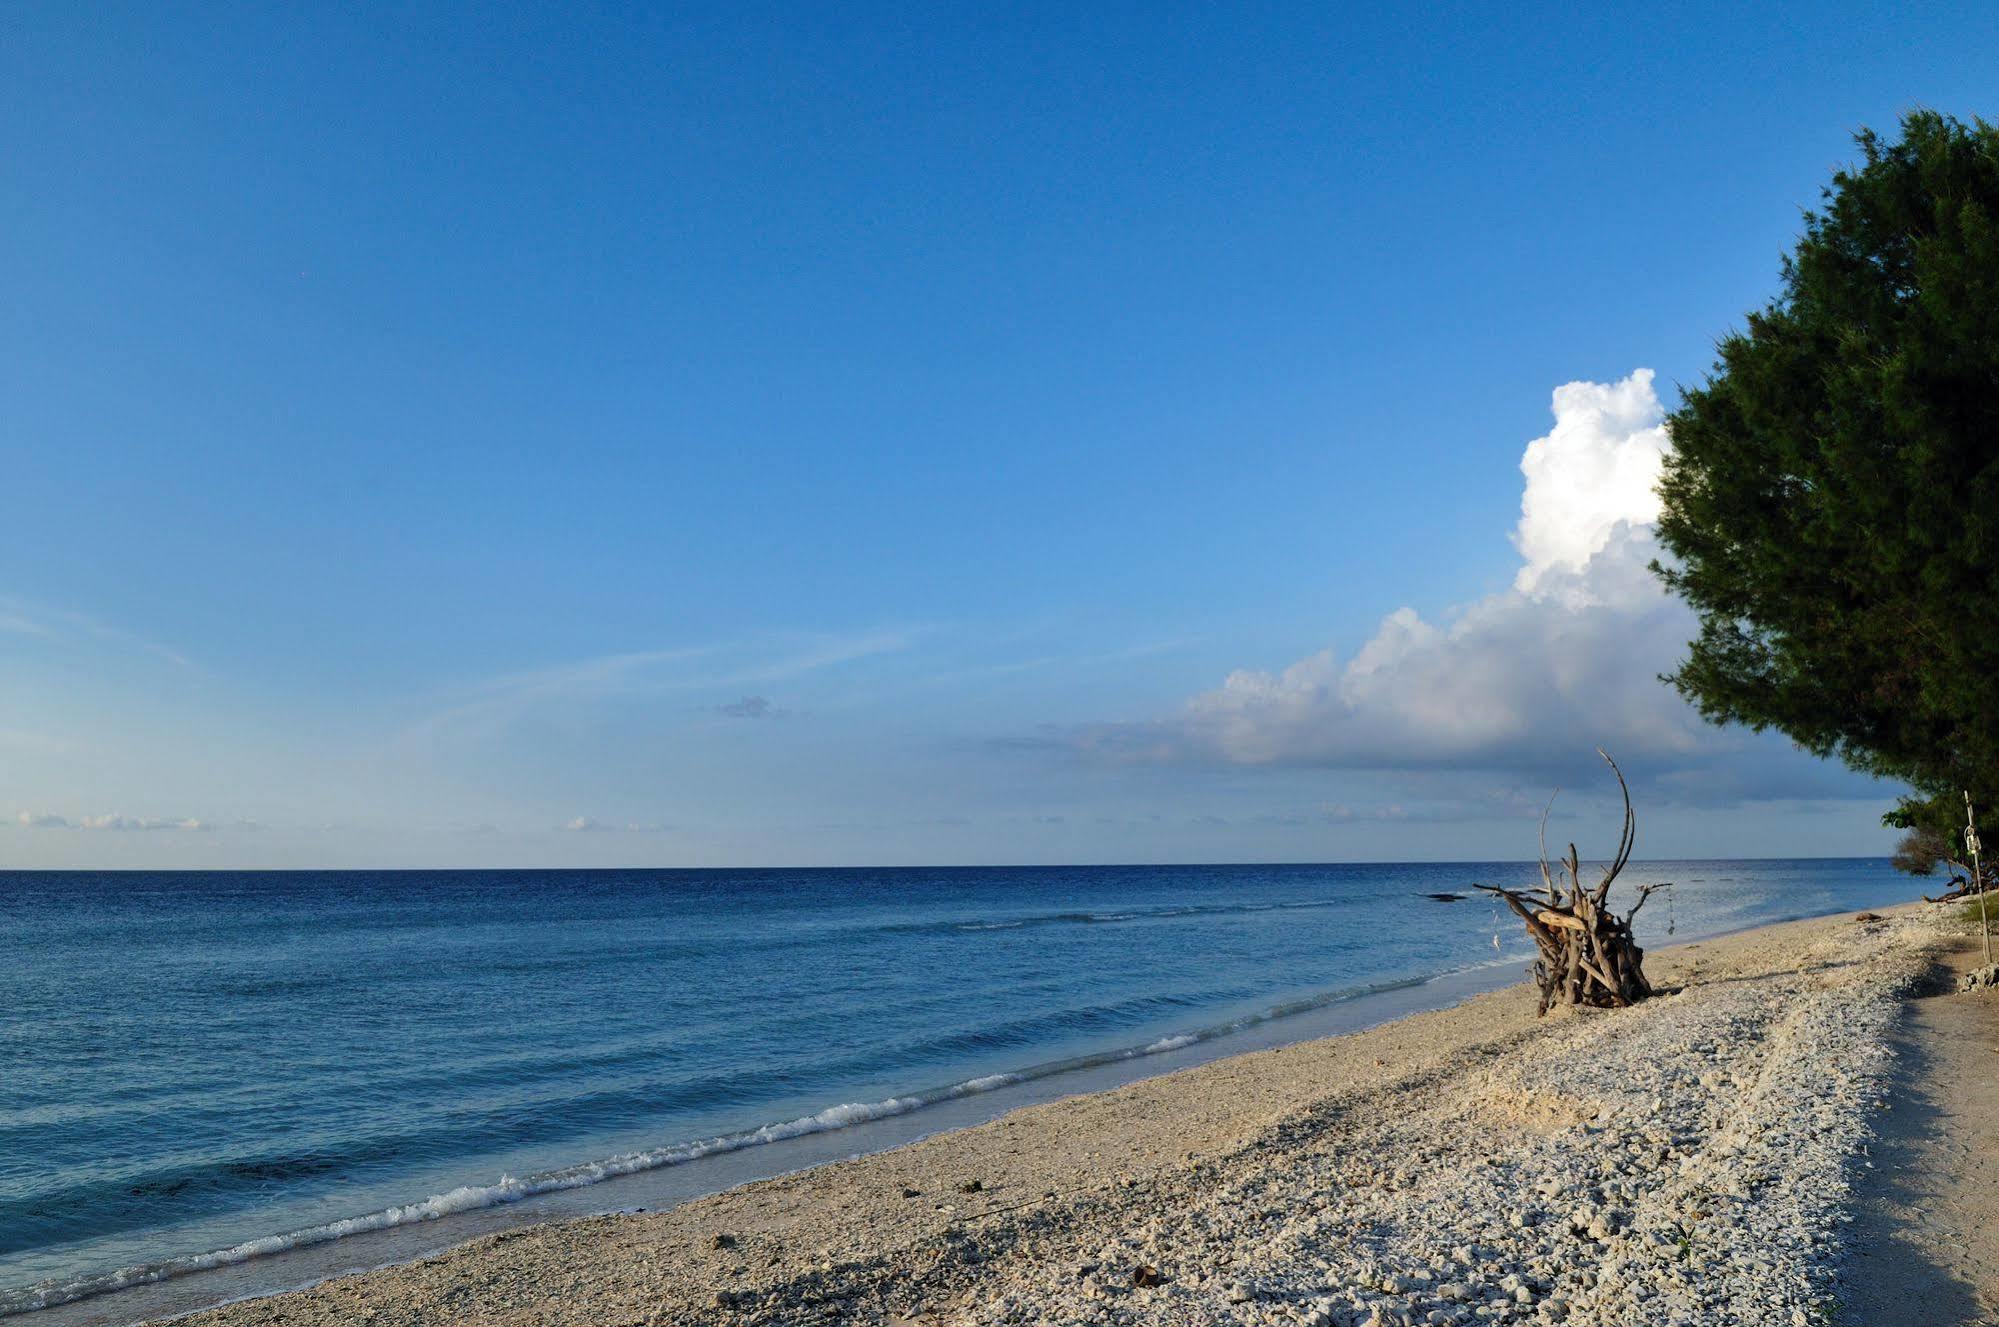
[1176,525,1701,771]
[16,811,215,830]
[1074,370,1863,798]
[561,817,670,833]
[79,814,214,831]
[1084,371,1688,771]
[1511,370,1671,596]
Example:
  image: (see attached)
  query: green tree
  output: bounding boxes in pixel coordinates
[1652,111,1999,866]
[1888,822,1963,880]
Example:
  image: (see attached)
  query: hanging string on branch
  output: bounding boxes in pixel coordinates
[1469,749,1664,1016]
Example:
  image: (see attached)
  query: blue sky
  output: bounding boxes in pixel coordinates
[3,3,1993,867]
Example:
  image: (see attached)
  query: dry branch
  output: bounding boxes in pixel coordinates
[1469,749,1659,1015]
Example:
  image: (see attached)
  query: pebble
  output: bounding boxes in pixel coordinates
[399,912,1939,1327]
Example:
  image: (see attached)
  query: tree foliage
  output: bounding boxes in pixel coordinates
[1888,823,1954,878]
[1653,112,1999,849]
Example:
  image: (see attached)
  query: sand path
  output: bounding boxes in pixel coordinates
[1844,927,1999,1325]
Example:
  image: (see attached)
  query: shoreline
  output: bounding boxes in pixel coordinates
[19,952,1548,1327]
[21,896,1941,1327]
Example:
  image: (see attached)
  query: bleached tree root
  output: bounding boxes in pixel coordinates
[1474,750,1663,1015]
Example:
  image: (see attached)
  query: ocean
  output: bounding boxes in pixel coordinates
[0,860,1913,1318]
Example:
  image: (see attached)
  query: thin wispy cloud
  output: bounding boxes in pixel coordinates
[0,608,56,638]
[409,628,916,745]
[715,695,782,719]
[469,645,724,699]
[0,728,77,755]
[1316,791,1553,824]
[0,595,195,669]
[917,636,1202,690]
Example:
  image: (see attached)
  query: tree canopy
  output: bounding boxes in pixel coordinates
[1653,111,1999,848]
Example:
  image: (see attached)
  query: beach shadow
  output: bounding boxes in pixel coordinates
[1840,968,1988,1325]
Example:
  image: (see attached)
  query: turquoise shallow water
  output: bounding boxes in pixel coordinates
[0,859,1911,1315]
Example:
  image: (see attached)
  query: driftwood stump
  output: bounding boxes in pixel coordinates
[1475,750,1665,1016]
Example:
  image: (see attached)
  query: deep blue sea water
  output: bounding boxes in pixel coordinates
[0,860,1913,1315]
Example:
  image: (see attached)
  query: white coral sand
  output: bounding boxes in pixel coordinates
[938,914,1927,1327]
[163,908,1939,1327]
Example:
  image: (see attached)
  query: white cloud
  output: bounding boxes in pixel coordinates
[561,816,670,833]
[0,595,193,667]
[1322,803,1414,822]
[1151,370,1695,771]
[1181,524,1702,769]
[411,629,913,745]
[78,814,214,831]
[16,811,215,830]
[1082,370,1870,798]
[1511,369,1671,596]
[0,608,56,638]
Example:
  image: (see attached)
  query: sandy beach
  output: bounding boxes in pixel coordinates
[112,901,1983,1327]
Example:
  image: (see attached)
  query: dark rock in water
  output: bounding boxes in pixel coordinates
[1424,892,1469,903]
